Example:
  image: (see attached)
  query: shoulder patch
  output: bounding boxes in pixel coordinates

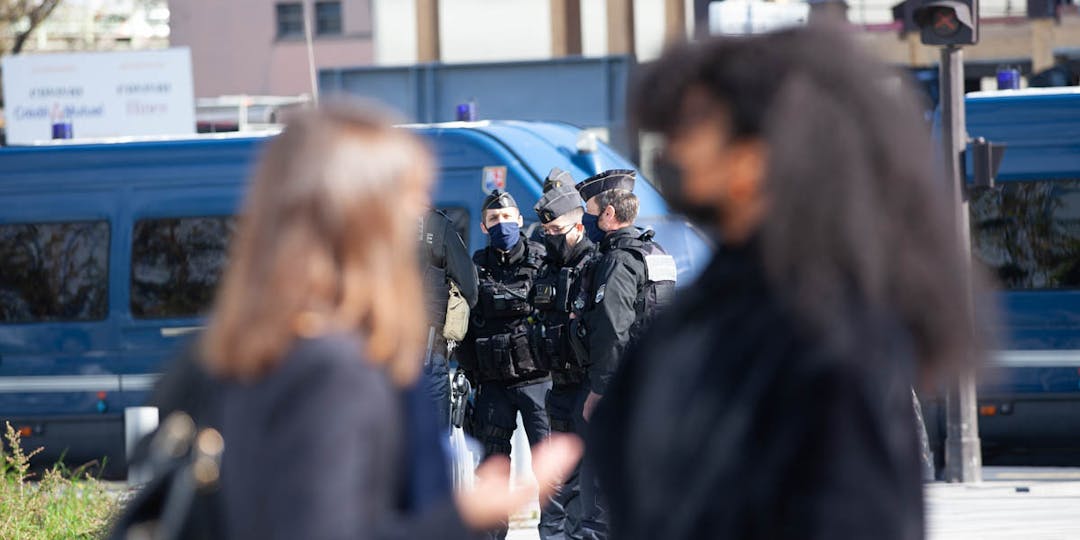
[644,254,678,283]
[595,284,606,304]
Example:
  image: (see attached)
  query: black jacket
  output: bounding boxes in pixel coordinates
[584,226,649,395]
[220,335,475,540]
[420,210,479,331]
[589,240,924,540]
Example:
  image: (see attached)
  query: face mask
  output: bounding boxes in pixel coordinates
[487,221,520,251]
[544,232,575,265]
[582,213,606,244]
[654,154,724,229]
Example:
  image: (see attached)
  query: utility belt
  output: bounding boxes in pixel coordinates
[473,324,548,382]
[533,321,587,377]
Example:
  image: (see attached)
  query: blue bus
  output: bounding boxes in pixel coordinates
[0,121,709,476]
[941,88,1080,461]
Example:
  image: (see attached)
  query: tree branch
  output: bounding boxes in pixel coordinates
[9,0,64,54]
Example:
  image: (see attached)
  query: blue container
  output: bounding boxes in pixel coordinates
[51,122,73,140]
[997,68,1021,90]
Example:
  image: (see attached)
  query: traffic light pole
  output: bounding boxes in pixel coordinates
[940,44,983,483]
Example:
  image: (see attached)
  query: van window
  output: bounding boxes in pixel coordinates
[0,221,110,323]
[971,179,1080,290]
[131,216,235,318]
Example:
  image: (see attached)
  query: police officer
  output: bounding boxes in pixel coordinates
[458,189,559,540]
[419,208,479,430]
[574,169,676,540]
[532,168,598,539]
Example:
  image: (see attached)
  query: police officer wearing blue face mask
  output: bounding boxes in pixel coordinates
[456,190,558,540]
[573,170,677,540]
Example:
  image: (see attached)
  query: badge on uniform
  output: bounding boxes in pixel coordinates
[482,166,507,194]
[595,284,606,304]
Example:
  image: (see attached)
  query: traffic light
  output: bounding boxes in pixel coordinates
[913,0,979,45]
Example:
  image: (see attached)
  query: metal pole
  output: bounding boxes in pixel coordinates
[940,44,982,483]
[302,0,320,105]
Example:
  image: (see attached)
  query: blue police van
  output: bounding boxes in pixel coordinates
[0,121,709,476]
[941,88,1080,461]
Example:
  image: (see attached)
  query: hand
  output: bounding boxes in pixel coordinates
[583,391,602,422]
[455,434,582,530]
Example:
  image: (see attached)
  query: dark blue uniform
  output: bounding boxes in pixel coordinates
[577,226,676,540]
[458,234,559,540]
[533,235,596,540]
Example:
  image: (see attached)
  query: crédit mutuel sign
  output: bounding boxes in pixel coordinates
[2,48,195,144]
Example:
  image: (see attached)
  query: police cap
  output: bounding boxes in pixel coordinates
[576,169,636,202]
[534,182,583,224]
[482,190,518,212]
[543,167,575,193]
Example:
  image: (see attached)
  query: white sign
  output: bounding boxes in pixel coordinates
[710,1,809,35]
[2,48,195,144]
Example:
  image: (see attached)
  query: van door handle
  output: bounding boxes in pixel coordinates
[160,326,204,338]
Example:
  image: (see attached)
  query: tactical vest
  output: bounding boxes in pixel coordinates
[471,241,547,383]
[612,229,677,342]
[533,248,595,382]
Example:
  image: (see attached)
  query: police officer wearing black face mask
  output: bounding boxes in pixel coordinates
[456,189,559,540]
[573,170,677,540]
[532,168,598,540]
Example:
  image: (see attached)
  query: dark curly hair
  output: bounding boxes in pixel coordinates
[632,26,993,379]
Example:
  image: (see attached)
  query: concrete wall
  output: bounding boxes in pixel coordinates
[168,0,375,97]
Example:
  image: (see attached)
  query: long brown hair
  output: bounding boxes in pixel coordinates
[202,104,432,386]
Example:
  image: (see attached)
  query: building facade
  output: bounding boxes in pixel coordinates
[166,0,1080,99]
[168,0,374,97]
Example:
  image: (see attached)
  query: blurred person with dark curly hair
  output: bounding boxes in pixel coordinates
[589,27,989,540]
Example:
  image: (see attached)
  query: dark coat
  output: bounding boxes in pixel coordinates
[219,334,475,540]
[420,209,479,335]
[584,226,649,395]
[589,240,924,540]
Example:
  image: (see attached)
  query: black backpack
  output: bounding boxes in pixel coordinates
[622,229,677,337]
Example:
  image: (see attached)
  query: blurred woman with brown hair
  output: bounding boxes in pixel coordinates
[200,104,579,540]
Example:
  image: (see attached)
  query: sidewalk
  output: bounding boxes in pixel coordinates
[507,468,1080,539]
[927,468,1080,540]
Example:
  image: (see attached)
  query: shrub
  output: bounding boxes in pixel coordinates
[0,422,117,539]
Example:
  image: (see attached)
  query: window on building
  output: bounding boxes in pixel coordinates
[315,1,343,36]
[276,2,304,39]
[130,216,235,319]
[971,179,1080,290]
[0,221,110,323]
